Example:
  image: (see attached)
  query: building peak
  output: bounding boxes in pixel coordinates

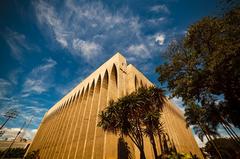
[113,52,125,58]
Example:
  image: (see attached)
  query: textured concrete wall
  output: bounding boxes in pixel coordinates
[27,53,203,158]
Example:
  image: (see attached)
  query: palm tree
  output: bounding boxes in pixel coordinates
[184,103,223,159]
[98,94,147,159]
[146,87,166,156]
[203,103,240,146]
[137,86,165,159]
[98,86,167,159]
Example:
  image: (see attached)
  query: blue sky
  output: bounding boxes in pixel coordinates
[0,0,221,144]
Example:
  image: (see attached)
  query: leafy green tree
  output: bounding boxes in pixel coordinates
[0,148,26,158]
[204,138,240,159]
[24,149,40,159]
[156,6,240,158]
[156,6,240,128]
[203,103,240,145]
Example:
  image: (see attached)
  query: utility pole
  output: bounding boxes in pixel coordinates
[0,109,18,130]
[20,116,33,140]
[0,116,33,159]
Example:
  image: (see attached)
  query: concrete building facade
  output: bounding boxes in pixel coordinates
[27,53,203,158]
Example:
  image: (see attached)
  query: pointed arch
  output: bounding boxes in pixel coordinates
[72,95,75,101]
[140,80,143,87]
[96,75,101,93]
[64,100,69,108]
[76,89,81,99]
[135,75,139,90]
[110,64,118,88]
[72,93,77,103]
[89,80,95,96]
[65,100,69,108]
[68,97,73,106]
[67,98,71,106]
[102,69,109,89]
[80,87,85,99]
[69,98,72,105]
[69,97,73,106]
[104,64,118,159]
[84,84,90,98]
[73,90,81,106]
[74,88,84,107]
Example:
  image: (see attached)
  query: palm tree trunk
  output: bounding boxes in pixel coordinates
[198,122,223,159]
[149,133,158,159]
[221,123,240,145]
[224,123,240,141]
[204,131,223,159]
[220,116,240,142]
[128,134,146,159]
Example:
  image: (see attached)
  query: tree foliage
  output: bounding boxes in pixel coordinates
[24,150,40,159]
[156,6,240,127]
[98,92,147,159]
[184,103,220,142]
[204,138,240,159]
[98,86,165,159]
[0,148,26,158]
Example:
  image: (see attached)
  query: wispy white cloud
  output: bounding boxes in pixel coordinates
[7,69,22,85]
[34,0,106,60]
[150,4,170,14]
[1,58,60,132]
[57,36,68,48]
[127,44,150,59]
[3,29,39,61]
[22,58,57,95]
[4,30,29,60]
[34,0,70,48]
[0,78,12,99]
[25,106,48,114]
[72,38,101,60]
[33,0,148,62]
[147,17,167,25]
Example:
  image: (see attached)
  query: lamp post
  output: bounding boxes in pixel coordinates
[0,109,18,130]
